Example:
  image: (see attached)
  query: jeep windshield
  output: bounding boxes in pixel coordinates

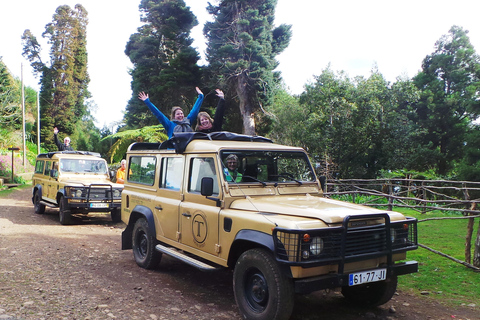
[60,159,108,174]
[219,150,315,184]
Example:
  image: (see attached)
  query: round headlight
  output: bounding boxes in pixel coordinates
[390,228,397,243]
[75,190,82,198]
[114,189,120,197]
[310,237,324,255]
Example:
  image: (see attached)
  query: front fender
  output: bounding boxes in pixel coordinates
[121,205,156,250]
[32,184,43,204]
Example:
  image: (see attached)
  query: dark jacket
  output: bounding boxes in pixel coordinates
[197,98,225,133]
[54,133,74,151]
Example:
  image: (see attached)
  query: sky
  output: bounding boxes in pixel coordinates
[1,0,479,130]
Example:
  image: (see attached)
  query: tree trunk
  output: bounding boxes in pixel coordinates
[236,72,255,135]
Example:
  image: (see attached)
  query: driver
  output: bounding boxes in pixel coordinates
[223,154,242,183]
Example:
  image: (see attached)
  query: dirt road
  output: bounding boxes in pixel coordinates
[0,186,478,320]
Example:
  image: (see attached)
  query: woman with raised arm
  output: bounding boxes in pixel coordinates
[195,89,225,133]
[138,87,204,138]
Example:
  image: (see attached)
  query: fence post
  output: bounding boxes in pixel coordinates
[422,181,426,214]
[387,180,392,211]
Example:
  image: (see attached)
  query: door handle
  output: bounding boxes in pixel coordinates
[182,212,191,217]
[155,206,162,211]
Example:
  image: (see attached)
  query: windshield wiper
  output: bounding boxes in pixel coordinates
[242,175,267,187]
[271,173,303,186]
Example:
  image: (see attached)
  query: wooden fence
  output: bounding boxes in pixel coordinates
[324,178,480,215]
[324,178,480,270]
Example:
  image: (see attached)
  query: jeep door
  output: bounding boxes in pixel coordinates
[155,156,185,241]
[179,156,221,257]
[43,160,56,202]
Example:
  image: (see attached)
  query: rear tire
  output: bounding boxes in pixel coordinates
[132,218,162,269]
[33,191,45,215]
[341,275,398,307]
[233,248,294,320]
[59,196,72,225]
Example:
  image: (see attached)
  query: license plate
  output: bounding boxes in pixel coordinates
[90,203,109,208]
[349,268,386,286]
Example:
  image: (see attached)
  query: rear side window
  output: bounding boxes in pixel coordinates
[44,161,52,176]
[35,160,44,174]
[160,157,184,190]
[128,156,156,186]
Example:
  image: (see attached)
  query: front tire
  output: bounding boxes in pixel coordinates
[111,208,121,223]
[233,248,294,320]
[132,218,162,269]
[341,275,398,307]
[59,196,72,225]
[33,191,45,215]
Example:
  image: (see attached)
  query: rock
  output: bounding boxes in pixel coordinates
[389,306,396,313]
[420,291,430,295]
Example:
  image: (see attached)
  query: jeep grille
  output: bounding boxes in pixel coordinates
[274,215,417,267]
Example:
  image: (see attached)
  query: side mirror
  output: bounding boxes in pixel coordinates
[201,177,214,197]
[109,170,115,181]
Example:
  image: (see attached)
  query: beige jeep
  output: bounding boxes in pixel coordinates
[32,151,123,225]
[120,132,418,320]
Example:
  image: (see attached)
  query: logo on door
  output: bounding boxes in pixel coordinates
[192,212,207,246]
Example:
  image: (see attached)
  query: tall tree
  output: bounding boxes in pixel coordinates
[0,58,21,129]
[22,4,90,151]
[124,0,201,129]
[412,26,480,175]
[204,0,291,134]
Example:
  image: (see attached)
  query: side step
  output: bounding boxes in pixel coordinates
[155,244,220,272]
[40,201,57,208]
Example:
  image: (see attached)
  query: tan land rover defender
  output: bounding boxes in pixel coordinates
[120,132,418,320]
[32,151,123,225]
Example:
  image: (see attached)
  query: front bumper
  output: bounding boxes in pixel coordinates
[294,260,418,294]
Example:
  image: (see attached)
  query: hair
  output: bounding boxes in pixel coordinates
[195,111,213,130]
[170,106,183,120]
[121,159,126,165]
[64,137,70,143]
[226,154,238,162]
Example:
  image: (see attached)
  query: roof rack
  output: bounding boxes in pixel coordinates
[129,131,272,153]
[37,151,102,158]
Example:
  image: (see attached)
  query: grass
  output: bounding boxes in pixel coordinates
[395,208,479,308]
[0,182,32,196]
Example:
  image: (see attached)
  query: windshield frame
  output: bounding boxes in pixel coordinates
[219,149,317,185]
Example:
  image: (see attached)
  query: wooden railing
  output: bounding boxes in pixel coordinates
[324,178,480,269]
[324,178,480,215]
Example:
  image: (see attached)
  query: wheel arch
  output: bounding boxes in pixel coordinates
[228,229,291,277]
[32,184,43,203]
[121,205,156,250]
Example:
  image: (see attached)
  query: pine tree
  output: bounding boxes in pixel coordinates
[204,0,291,134]
[22,4,90,151]
[124,0,201,129]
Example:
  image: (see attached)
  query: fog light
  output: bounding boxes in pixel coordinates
[302,250,310,259]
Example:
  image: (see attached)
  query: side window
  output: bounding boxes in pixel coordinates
[44,161,52,176]
[128,156,156,185]
[35,160,44,174]
[188,157,219,195]
[160,157,184,190]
